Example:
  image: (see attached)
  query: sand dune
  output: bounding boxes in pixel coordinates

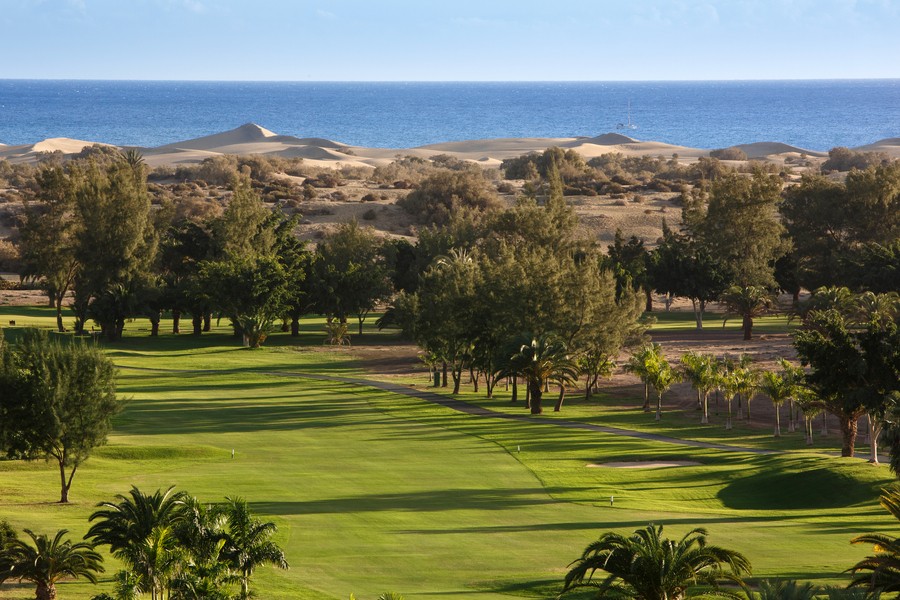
[0,137,109,162]
[733,141,826,158]
[853,138,900,157]
[0,124,888,169]
[149,123,279,152]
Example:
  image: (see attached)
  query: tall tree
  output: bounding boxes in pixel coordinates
[720,285,775,341]
[71,158,156,340]
[680,352,718,424]
[87,486,189,600]
[794,307,899,458]
[649,223,731,329]
[220,497,288,600]
[18,166,79,333]
[506,337,579,415]
[0,330,120,503]
[696,169,789,288]
[313,220,393,335]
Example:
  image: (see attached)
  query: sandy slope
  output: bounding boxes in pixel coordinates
[1,123,894,167]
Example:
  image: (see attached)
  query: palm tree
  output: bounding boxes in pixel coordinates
[561,523,751,600]
[849,488,900,596]
[756,579,819,600]
[720,285,775,340]
[221,497,289,600]
[759,369,793,437]
[733,362,759,424]
[647,356,681,422]
[718,363,740,431]
[680,352,717,424]
[87,486,188,600]
[625,344,663,413]
[506,337,579,415]
[0,529,104,600]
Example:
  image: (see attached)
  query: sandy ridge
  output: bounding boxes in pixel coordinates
[1,123,896,167]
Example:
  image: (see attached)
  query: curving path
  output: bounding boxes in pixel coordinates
[120,364,776,455]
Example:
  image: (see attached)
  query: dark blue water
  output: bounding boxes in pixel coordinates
[0,80,898,151]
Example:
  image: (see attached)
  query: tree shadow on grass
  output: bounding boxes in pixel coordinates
[250,487,563,515]
[115,398,362,435]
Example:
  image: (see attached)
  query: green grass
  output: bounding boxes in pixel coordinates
[647,309,795,334]
[0,308,894,599]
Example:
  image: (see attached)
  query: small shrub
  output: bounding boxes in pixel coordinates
[710,147,748,161]
[361,193,379,202]
[362,208,378,221]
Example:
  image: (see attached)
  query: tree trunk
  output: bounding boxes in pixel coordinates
[554,384,566,412]
[55,296,66,332]
[645,288,653,312]
[172,309,181,334]
[868,414,882,464]
[511,377,518,403]
[806,417,814,445]
[441,362,448,388]
[725,396,733,430]
[691,298,705,329]
[150,311,160,337]
[451,366,461,394]
[192,314,203,336]
[788,400,795,432]
[530,381,543,414]
[742,314,753,340]
[281,317,290,332]
[525,384,530,410]
[821,413,828,436]
[774,404,781,437]
[655,392,663,421]
[701,392,709,424]
[203,312,212,332]
[36,582,56,600]
[642,383,651,412]
[839,414,858,457]
[291,312,300,336]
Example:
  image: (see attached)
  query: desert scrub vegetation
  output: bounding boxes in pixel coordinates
[397,169,500,224]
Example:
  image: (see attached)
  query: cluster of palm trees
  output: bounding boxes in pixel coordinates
[0,486,287,600]
[626,345,818,439]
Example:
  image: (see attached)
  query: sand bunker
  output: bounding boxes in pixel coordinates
[587,460,702,469]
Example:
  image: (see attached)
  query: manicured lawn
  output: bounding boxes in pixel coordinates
[0,309,893,599]
[647,309,795,334]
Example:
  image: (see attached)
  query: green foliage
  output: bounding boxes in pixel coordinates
[312,220,393,334]
[822,146,889,172]
[69,157,156,339]
[0,330,120,502]
[720,285,776,340]
[709,147,749,161]
[649,222,731,328]
[697,170,788,288]
[506,336,579,415]
[397,170,500,224]
[794,304,900,458]
[849,487,900,596]
[87,487,287,600]
[0,528,104,600]
[199,255,291,347]
[560,524,751,600]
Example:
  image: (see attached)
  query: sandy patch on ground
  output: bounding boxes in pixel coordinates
[586,461,702,468]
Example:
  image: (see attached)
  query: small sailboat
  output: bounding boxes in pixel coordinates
[616,100,638,130]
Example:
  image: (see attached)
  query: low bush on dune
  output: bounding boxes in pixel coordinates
[710,146,749,161]
[397,170,500,224]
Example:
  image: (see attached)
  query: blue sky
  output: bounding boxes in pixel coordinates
[2,0,899,80]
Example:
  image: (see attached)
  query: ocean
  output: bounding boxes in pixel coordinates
[0,80,898,151]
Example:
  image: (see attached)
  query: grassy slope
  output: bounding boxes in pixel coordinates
[0,307,894,599]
